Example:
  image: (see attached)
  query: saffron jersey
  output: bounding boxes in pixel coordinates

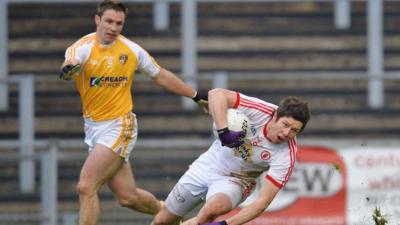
[64,33,160,121]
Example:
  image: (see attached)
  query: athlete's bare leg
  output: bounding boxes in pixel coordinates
[181,193,232,225]
[77,144,124,225]
[107,161,161,215]
[151,202,183,225]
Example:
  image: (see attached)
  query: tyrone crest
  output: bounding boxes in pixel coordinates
[119,54,128,65]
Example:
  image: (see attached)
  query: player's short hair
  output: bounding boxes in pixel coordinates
[97,0,128,17]
[276,96,310,132]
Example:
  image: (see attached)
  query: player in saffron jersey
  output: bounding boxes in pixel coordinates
[152,88,310,225]
[59,1,207,225]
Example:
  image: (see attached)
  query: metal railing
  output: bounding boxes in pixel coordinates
[2,137,400,225]
[1,0,393,110]
[0,75,35,193]
[0,1,396,224]
[0,0,8,111]
[0,137,212,225]
[0,144,58,225]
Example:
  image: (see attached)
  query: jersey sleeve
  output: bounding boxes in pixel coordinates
[64,34,94,64]
[234,92,277,124]
[131,43,160,78]
[266,138,297,188]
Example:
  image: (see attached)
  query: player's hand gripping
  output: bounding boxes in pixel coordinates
[192,92,209,113]
[59,64,81,80]
[217,127,245,148]
[199,221,227,225]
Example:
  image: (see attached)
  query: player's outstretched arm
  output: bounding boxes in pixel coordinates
[152,68,209,112]
[152,67,196,98]
[59,59,81,81]
[200,178,280,225]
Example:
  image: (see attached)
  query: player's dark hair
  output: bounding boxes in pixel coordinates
[97,0,128,17]
[276,96,310,132]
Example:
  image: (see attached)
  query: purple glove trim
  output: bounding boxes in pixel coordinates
[218,127,245,148]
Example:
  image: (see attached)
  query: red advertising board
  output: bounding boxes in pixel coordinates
[218,146,347,225]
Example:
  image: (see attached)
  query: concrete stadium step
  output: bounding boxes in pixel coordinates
[8,48,400,74]
[0,143,204,203]
[8,1,400,74]
[10,3,327,37]
[9,53,400,75]
[1,109,400,139]
[23,90,400,115]
[0,114,211,136]
[5,76,400,114]
[4,1,400,140]
[10,1,400,20]
[3,76,400,139]
[0,196,159,225]
[14,35,400,54]
[8,2,400,37]
[0,142,205,211]
[2,1,400,224]
[21,76,400,92]
[8,3,159,38]
[7,2,343,42]
[197,1,400,16]
[0,200,154,225]
[0,189,188,225]
[9,14,358,38]
[0,177,177,203]
[0,177,178,202]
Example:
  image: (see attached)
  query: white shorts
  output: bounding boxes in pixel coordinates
[84,112,138,162]
[165,155,250,217]
[165,178,244,217]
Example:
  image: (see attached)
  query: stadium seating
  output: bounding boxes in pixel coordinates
[1,1,400,225]
[4,2,400,139]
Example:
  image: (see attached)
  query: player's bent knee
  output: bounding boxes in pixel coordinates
[199,204,230,222]
[203,206,223,217]
[76,181,96,197]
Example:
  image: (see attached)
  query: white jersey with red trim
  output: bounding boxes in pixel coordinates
[192,92,297,189]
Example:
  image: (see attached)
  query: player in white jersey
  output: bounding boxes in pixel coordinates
[152,88,310,225]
